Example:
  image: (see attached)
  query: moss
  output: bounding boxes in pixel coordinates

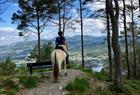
[65,77,89,94]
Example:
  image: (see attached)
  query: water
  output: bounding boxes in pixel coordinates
[92,66,103,72]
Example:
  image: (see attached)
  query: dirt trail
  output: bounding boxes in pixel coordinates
[21,69,83,95]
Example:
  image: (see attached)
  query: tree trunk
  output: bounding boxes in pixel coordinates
[139,0,140,9]
[79,0,84,68]
[107,0,123,89]
[106,0,112,81]
[58,0,61,31]
[37,5,41,62]
[131,1,136,77]
[62,0,66,35]
[123,0,130,79]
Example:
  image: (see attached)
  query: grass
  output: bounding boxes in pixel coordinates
[0,76,39,94]
[95,89,112,95]
[19,76,38,89]
[123,80,140,95]
[0,77,19,95]
[82,68,93,74]
[92,70,109,81]
[65,77,89,94]
[66,63,82,69]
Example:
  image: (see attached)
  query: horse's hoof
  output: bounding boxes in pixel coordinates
[59,74,62,77]
[65,73,68,76]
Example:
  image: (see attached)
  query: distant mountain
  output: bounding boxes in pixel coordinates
[0,35,106,61]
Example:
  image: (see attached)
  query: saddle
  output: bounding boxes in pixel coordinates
[55,45,65,52]
[55,45,69,64]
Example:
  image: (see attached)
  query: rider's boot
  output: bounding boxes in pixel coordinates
[66,54,69,64]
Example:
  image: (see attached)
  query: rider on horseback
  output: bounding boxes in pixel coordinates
[55,31,69,64]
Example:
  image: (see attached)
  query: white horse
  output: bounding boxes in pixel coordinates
[51,43,68,82]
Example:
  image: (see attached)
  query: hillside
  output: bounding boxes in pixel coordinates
[0,35,106,61]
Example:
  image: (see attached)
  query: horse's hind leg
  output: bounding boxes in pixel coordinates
[59,63,62,77]
[64,60,67,76]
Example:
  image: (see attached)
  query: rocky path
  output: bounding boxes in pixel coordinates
[21,69,83,95]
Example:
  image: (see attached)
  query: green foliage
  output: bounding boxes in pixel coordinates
[0,57,16,76]
[82,68,93,74]
[124,80,140,93]
[95,90,112,95]
[28,42,53,61]
[66,62,82,69]
[65,77,89,94]
[92,69,109,81]
[19,76,38,89]
[0,77,19,95]
[16,64,28,76]
[12,0,58,30]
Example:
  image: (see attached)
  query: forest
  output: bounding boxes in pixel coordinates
[0,0,140,95]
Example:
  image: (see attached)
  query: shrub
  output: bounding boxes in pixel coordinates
[28,42,53,61]
[16,64,28,76]
[67,62,82,69]
[92,70,109,81]
[124,80,140,93]
[82,68,93,74]
[0,77,19,95]
[19,76,38,89]
[65,77,89,93]
[0,57,16,76]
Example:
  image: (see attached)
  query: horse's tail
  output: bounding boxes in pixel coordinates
[53,51,59,81]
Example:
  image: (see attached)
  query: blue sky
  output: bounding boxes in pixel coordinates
[0,1,106,46]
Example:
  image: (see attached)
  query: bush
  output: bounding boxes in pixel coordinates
[19,76,38,89]
[65,77,89,93]
[0,77,19,95]
[92,70,109,81]
[16,64,28,76]
[82,68,93,74]
[66,63,82,69]
[28,42,53,61]
[0,57,16,76]
[124,80,140,93]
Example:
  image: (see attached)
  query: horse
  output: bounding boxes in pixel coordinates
[51,43,68,82]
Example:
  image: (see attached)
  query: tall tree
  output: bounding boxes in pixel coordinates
[107,0,123,88]
[79,0,84,68]
[12,0,58,62]
[130,0,137,77]
[122,0,130,79]
[57,0,75,35]
[106,0,112,81]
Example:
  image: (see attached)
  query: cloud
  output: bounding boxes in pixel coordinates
[0,27,24,45]
[0,27,16,32]
[0,37,5,40]
[64,18,105,37]
[85,2,105,12]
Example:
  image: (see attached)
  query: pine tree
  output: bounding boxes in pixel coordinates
[12,0,58,62]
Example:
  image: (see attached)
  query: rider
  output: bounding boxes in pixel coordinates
[55,31,69,64]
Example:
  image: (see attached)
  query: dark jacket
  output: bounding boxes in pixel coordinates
[55,36,65,45]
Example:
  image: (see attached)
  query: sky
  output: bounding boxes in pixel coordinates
[0,1,106,46]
